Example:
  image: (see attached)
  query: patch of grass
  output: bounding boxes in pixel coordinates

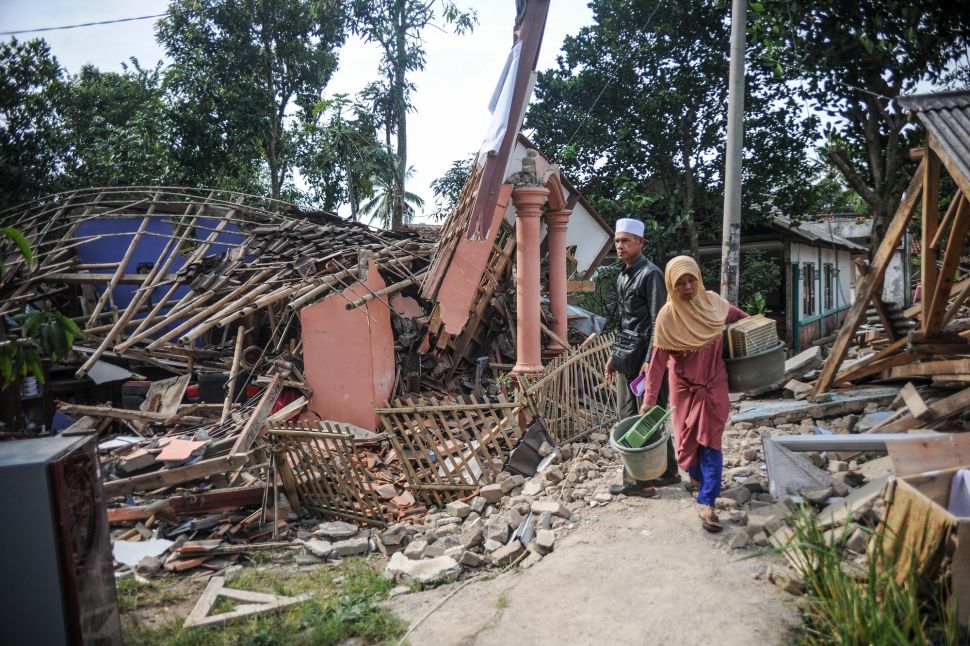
[121,557,406,646]
[777,505,965,646]
[116,576,189,612]
[495,592,509,609]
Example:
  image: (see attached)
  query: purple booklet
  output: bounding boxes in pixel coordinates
[629,373,646,397]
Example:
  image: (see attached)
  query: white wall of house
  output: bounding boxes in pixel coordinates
[827,219,909,307]
[790,242,856,321]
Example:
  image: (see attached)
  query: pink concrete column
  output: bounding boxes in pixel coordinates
[544,208,571,354]
[511,186,549,375]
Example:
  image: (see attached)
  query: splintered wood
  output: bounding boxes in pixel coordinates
[0,187,432,381]
[520,333,617,444]
[376,396,523,506]
[267,421,386,526]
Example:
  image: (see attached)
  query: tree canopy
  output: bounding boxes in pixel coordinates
[350,0,476,229]
[750,0,970,249]
[526,0,820,259]
[157,0,347,200]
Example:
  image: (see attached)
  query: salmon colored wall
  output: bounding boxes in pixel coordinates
[437,183,514,335]
[300,260,395,430]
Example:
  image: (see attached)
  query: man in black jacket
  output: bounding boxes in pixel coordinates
[604,218,680,497]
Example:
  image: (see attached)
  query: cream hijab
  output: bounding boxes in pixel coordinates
[653,256,730,352]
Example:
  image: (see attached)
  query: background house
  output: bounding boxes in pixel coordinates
[698,216,866,352]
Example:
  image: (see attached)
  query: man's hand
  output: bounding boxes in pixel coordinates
[639,400,652,415]
[605,357,615,382]
[639,361,649,377]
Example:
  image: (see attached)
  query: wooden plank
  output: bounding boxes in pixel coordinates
[870,295,898,342]
[889,358,970,379]
[887,432,970,477]
[102,454,249,498]
[57,402,206,426]
[184,575,225,627]
[813,157,927,395]
[877,386,970,435]
[106,486,266,523]
[229,374,284,458]
[898,382,931,420]
[905,276,970,320]
[955,523,970,629]
[922,148,941,326]
[927,195,970,335]
[834,338,909,383]
[929,190,962,249]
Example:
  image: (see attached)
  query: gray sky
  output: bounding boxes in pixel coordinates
[0,1,595,222]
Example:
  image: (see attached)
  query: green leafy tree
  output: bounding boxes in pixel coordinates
[0,229,81,388]
[750,0,970,253]
[429,155,472,220]
[350,0,476,228]
[300,94,395,217]
[0,38,65,210]
[157,0,347,199]
[527,0,819,259]
[54,60,174,188]
[361,165,425,228]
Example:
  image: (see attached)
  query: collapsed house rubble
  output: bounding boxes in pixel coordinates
[0,0,640,626]
[723,90,970,626]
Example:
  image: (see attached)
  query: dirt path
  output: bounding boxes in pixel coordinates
[386,484,798,645]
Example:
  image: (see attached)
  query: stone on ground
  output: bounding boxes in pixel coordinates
[385,552,461,586]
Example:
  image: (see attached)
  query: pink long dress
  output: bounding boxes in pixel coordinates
[642,305,748,471]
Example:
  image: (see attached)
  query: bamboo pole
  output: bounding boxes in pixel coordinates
[75,205,197,378]
[221,325,246,424]
[87,196,159,325]
[343,273,425,311]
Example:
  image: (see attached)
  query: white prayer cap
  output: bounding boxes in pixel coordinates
[615,218,645,238]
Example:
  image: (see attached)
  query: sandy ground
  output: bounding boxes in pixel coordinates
[386,482,799,646]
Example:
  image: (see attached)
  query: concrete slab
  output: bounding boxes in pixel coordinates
[732,386,900,425]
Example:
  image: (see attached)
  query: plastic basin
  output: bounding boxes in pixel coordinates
[724,340,786,393]
[610,415,670,481]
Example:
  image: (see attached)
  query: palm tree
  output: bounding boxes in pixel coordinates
[360,165,425,229]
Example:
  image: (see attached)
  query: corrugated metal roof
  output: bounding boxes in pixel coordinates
[772,216,867,252]
[898,90,970,186]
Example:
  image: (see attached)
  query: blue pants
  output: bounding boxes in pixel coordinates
[688,446,723,507]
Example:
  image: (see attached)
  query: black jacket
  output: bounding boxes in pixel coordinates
[614,255,666,364]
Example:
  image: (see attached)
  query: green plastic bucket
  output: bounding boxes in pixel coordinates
[609,415,670,481]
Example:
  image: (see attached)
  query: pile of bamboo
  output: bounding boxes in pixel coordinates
[0,187,434,383]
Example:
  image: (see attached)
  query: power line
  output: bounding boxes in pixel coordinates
[0,13,165,37]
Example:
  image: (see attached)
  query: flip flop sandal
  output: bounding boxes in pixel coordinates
[699,512,723,533]
[684,481,699,494]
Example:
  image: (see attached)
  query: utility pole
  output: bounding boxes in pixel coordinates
[720,0,746,304]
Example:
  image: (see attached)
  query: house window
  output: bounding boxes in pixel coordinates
[802,263,816,317]
[824,263,834,310]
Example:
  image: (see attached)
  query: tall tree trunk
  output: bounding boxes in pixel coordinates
[260,4,282,200]
[391,1,407,229]
[345,155,358,222]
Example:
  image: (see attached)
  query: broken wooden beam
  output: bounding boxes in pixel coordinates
[102,454,250,498]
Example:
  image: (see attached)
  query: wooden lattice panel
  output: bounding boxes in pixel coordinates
[727,315,779,358]
[267,420,385,526]
[519,333,617,444]
[375,395,523,507]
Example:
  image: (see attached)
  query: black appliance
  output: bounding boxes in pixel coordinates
[0,434,122,644]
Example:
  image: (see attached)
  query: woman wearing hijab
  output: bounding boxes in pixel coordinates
[640,256,748,532]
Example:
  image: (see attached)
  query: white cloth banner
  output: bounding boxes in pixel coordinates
[479,41,522,160]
